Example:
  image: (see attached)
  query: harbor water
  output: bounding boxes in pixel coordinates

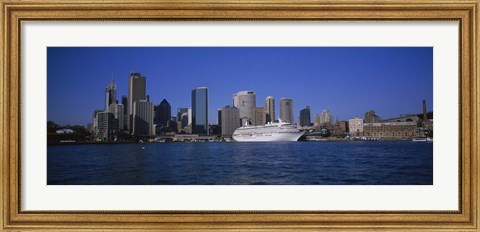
[47,141,433,185]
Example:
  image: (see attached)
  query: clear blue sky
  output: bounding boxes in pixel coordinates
[47,47,433,126]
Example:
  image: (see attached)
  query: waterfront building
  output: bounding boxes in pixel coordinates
[176,108,188,130]
[253,107,266,126]
[95,112,116,141]
[265,96,275,123]
[332,120,349,135]
[114,104,124,130]
[319,109,333,125]
[188,107,192,125]
[105,79,117,114]
[121,95,128,130]
[299,106,311,127]
[279,98,294,124]
[91,109,103,135]
[180,112,188,129]
[155,98,171,126]
[221,106,240,137]
[132,100,155,136]
[128,72,146,131]
[192,87,209,134]
[363,122,419,138]
[218,109,222,125]
[364,110,381,123]
[348,117,364,136]
[233,91,256,126]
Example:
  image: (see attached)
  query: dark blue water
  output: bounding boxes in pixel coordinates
[47,141,432,185]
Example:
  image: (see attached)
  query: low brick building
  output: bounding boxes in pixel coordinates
[363,122,419,138]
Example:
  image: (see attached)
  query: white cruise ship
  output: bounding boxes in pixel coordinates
[232,121,305,142]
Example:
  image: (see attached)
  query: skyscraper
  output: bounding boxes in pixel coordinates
[192,87,208,134]
[299,106,311,127]
[114,104,124,130]
[128,73,146,131]
[176,108,188,129]
[95,112,116,141]
[221,106,240,137]
[253,107,266,126]
[188,107,192,125]
[279,98,294,124]
[319,109,333,125]
[155,98,171,126]
[105,79,116,114]
[132,100,154,136]
[233,91,256,126]
[218,109,222,125]
[265,96,275,123]
[121,95,128,130]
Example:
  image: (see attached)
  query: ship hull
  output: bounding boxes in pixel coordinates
[233,131,304,142]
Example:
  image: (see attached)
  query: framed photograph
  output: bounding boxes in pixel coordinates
[1,0,478,231]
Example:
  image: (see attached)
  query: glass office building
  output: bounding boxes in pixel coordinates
[191,87,208,134]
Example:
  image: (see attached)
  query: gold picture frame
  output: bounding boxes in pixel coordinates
[1,0,478,231]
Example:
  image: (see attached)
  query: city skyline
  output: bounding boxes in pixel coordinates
[47,47,433,126]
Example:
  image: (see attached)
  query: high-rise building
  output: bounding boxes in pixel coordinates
[180,112,188,129]
[192,87,208,134]
[253,107,266,126]
[121,95,128,130]
[364,110,381,123]
[265,96,275,123]
[95,112,116,141]
[233,91,256,126]
[319,109,333,125]
[114,104,124,130]
[221,106,240,137]
[132,100,154,136]
[91,109,103,135]
[105,79,116,114]
[176,108,188,129]
[299,106,311,127]
[279,98,294,123]
[155,98,171,126]
[349,117,364,136]
[188,107,192,125]
[218,109,222,125]
[128,73,146,131]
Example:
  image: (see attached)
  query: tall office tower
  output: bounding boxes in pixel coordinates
[180,112,189,129]
[121,95,128,130]
[319,109,333,125]
[221,106,240,137]
[91,109,103,136]
[233,91,256,126]
[265,96,275,123]
[188,107,192,125]
[364,110,381,123]
[155,98,171,126]
[95,112,115,141]
[128,72,146,131]
[299,106,311,127]
[218,109,222,125]
[105,79,116,114]
[279,98,294,124]
[192,87,208,134]
[176,108,188,129]
[253,107,266,126]
[132,100,155,136]
[114,104,125,130]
